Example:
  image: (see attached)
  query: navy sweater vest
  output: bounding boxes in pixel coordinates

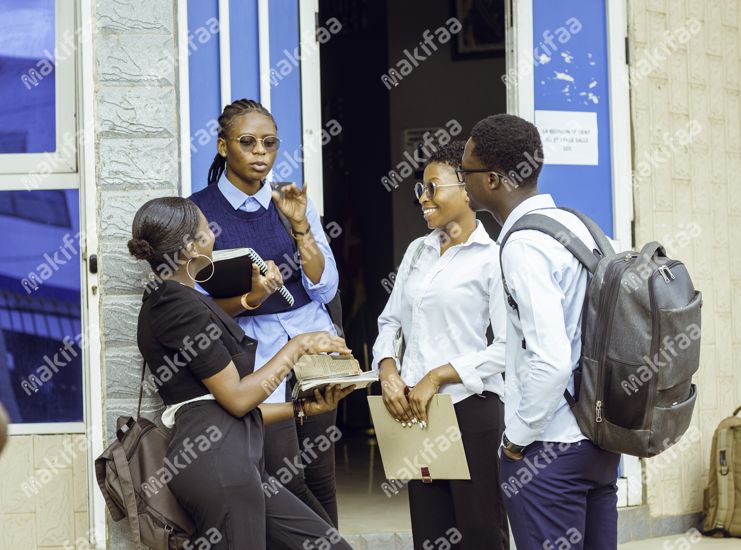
[189,184,312,316]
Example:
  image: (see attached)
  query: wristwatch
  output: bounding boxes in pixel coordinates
[502,433,526,455]
[291,224,311,240]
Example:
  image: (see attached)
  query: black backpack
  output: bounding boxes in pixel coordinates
[499,207,701,458]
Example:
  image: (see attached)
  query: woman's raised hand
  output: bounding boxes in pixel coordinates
[271,182,309,227]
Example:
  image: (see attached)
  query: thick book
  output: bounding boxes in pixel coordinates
[291,354,378,400]
[197,248,294,306]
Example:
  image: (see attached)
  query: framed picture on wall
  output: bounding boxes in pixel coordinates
[452,0,505,59]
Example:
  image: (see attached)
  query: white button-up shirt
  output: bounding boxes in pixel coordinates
[499,193,596,446]
[372,221,505,404]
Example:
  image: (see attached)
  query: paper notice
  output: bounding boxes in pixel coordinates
[535,110,598,166]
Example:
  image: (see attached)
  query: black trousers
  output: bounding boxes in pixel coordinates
[408,392,509,550]
[167,401,350,550]
[263,407,339,526]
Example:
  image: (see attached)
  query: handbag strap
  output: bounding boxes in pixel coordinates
[136,360,146,420]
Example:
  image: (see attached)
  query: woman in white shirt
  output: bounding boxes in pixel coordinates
[372,141,509,550]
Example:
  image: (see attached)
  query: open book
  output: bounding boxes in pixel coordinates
[291,354,378,400]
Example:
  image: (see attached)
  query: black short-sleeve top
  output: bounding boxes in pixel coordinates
[136,279,258,405]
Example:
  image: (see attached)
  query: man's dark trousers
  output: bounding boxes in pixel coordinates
[499,439,620,550]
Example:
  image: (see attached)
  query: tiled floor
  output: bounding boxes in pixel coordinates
[620,535,740,549]
[335,434,738,549]
[336,432,412,535]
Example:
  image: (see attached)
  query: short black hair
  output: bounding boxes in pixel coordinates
[470,114,544,186]
[426,140,466,169]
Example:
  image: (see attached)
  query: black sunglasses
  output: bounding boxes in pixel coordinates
[414,181,466,200]
[226,135,282,152]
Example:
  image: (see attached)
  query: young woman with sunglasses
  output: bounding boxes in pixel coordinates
[372,141,509,549]
[189,99,342,526]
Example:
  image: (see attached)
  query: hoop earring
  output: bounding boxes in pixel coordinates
[186,254,215,283]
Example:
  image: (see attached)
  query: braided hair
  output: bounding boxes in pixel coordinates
[207,99,278,186]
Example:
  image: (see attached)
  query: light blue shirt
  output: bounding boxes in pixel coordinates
[201,176,339,403]
[499,194,596,446]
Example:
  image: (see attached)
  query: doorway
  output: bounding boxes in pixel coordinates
[318,0,508,535]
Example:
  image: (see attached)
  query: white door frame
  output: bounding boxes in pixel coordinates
[298,0,324,216]
[78,0,107,544]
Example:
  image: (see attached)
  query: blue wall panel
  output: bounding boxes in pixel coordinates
[188,0,222,192]
[229,0,260,102]
[532,0,614,236]
[268,0,304,186]
[188,0,301,192]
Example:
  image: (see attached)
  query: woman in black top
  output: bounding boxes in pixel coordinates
[128,197,353,549]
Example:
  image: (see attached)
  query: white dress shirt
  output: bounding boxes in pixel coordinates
[372,221,505,404]
[499,193,597,446]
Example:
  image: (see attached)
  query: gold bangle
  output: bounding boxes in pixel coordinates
[240,293,260,310]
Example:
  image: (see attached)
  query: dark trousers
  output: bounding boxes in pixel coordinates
[408,392,509,550]
[167,401,350,550]
[263,407,339,526]
[297,408,339,525]
[499,439,620,550]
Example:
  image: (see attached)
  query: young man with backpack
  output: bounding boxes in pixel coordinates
[460,114,621,549]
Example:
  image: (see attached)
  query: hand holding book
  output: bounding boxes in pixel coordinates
[291,353,378,400]
[197,248,294,306]
[243,261,283,308]
[303,384,357,416]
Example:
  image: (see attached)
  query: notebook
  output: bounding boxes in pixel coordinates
[197,247,294,305]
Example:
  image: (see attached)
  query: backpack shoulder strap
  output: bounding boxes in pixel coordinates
[498,212,601,315]
[94,454,125,522]
[111,443,143,548]
[501,213,601,273]
[560,207,615,258]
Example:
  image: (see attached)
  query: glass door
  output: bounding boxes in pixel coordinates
[0,0,85,433]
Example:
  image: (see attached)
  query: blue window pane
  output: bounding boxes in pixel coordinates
[0,189,82,423]
[0,0,56,154]
[0,189,71,227]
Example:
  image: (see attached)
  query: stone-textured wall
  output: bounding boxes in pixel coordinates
[94,0,182,547]
[628,0,741,519]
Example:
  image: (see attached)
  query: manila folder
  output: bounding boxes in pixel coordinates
[367,394,471,481]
